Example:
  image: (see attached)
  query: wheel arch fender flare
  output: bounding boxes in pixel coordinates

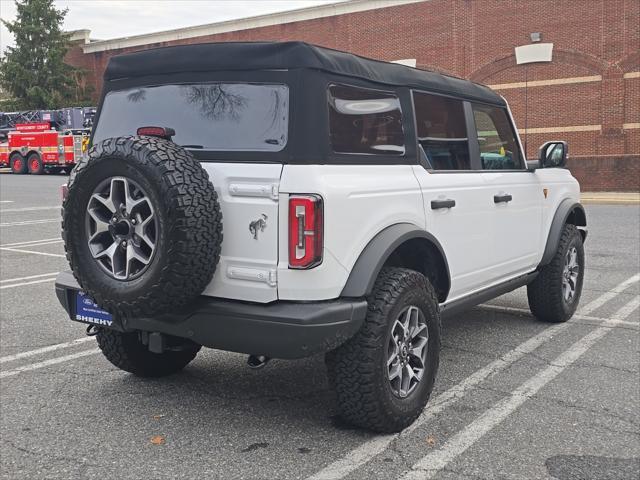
[340,223,451,300]
[539,199,587,267]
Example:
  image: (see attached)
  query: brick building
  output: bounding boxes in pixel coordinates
[65,0,639,191]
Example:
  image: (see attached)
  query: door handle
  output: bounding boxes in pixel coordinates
[494,194,513,204]
[431,199,456,210]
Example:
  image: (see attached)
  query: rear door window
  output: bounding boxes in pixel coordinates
[328,84,405,155]
[93,83,289,152]
[412,92,471,170]
[471,104,523,170]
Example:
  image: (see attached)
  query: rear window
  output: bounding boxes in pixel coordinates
[328,84,405,155]
[93,83,289,151]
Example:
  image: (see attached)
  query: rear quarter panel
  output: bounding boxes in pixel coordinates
[278,164,424,301]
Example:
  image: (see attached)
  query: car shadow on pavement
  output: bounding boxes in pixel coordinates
[86,307,547,440]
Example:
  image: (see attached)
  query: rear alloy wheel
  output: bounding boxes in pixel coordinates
[387,305,430,399]
[9,153,27,174]
[326,267,441,432]
[27,153,44,175]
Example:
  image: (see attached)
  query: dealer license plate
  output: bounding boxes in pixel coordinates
[75,291,114,327]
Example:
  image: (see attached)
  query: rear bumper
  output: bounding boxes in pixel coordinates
[55,271,367,359]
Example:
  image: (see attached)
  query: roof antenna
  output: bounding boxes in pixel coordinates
[524,64,528,160]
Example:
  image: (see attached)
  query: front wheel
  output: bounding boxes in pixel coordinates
[326,267,441,432]
[527,224,585,323]
[96,329,201,377]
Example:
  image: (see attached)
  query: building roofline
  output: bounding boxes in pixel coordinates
[82,0,427,54]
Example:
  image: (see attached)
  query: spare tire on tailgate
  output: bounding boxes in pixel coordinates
[62,136,222,318]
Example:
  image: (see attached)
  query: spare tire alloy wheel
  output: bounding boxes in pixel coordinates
[86,177,157,280]
[63,136,223,318]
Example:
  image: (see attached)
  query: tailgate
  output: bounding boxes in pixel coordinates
[200,163,282,303]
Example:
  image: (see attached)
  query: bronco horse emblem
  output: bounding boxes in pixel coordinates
[249,214,268,240]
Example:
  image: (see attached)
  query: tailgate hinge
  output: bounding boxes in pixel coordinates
[228,183,279,201]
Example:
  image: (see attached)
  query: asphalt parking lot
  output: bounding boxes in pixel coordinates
[1,173,638,480]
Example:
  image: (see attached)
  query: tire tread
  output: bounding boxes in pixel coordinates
[62,136,222,318]
[327,267,441,432]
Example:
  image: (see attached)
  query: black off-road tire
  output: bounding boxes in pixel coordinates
[9,153,27,174]
[27,152,44,175]
[62,136,222,318]
[527,224,585,323]
[96,329,200,377]
[326,267,441,433]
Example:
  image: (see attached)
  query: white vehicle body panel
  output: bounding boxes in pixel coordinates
[277,164,424,301]
[412,168,496,299]
[198,160,580,305]
[200,162,282,303]
[478,171,543,283]
[533,168,581,255]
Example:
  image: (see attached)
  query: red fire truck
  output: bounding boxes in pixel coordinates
[0,122,89,174]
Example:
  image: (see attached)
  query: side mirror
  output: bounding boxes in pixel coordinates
[538,141,568,168]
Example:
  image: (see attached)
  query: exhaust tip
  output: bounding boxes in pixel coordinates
[247,355,270,369]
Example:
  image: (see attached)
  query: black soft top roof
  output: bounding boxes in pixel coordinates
[105,41,504,106]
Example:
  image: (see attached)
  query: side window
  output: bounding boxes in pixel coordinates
[472,104,523,170]
[412,92,470,170]
[328,84,405,155]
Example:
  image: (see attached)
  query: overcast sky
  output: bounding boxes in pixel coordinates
[0,0,345,53]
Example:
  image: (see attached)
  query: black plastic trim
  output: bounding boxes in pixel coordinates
[494,194,513,203]
[431,199,456,209]
[440,272,538,319]
[539,199,587,267]
[340,223,451,299]
[55,271,367,359]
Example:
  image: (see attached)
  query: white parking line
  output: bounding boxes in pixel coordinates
[401,296,640,480]
[610,295,639,321]
[0,206,60,213]
[306,274,640,480]
[0,218,58,227]
[578,274,640,314]
[0,349,99,379]
[308,325,568,480]
[0,247,65,258]
[0,238,62,248]
[0,277,58,289]
[0,200,14,204]
[0,337,93,364]
[478,304,639,327]
[0,272,60,284]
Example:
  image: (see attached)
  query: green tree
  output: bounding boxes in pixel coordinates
[0,0,76,109]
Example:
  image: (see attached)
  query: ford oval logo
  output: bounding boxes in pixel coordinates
[83,298,94,306]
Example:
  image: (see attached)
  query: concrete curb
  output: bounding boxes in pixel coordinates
[581,192,640,205]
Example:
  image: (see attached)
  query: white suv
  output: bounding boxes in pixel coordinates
[55,42,587,432]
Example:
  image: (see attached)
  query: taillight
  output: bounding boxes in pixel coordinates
[288,194,323,269]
